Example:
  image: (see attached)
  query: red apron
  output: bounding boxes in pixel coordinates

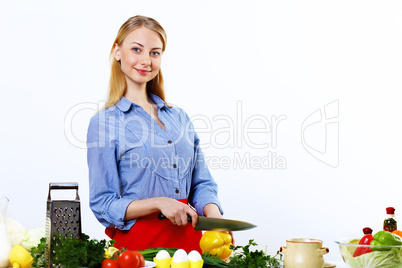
[105,199,202,253]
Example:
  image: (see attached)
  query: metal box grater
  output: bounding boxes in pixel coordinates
[45,182,82,267]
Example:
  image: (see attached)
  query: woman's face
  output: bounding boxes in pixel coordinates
[114,27,163,89]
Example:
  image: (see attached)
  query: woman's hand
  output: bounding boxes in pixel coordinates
[125,197,197,227]
[157,197,198,227]
[203,203,235,245]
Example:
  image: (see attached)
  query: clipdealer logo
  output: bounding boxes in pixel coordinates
[301,100,339,168]
[64,100,339,169]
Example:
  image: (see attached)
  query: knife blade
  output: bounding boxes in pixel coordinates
[157,212,256,231]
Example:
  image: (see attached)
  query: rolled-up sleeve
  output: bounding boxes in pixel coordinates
[87,112,135,230]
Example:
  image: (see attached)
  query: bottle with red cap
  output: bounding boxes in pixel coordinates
[383,207,397,232]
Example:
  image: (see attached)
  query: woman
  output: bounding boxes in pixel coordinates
[87,15,224,252]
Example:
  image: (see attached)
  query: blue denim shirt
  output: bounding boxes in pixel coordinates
[87,94,222,230]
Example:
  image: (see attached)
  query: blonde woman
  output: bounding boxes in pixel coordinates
[87,16,223,252]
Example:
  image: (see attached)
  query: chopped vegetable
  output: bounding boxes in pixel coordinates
[199,231,233,260]
[229,239,283,268]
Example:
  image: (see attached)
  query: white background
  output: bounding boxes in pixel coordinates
[1,0,402,264]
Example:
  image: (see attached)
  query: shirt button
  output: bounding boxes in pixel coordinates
[173,164,177,168]
[175,189,179,194]
[168,140,172,144]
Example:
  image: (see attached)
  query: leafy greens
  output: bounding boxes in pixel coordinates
[229,239,283,267]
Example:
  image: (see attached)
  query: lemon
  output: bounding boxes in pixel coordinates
[104,247,120,259]
[9,244,34,268]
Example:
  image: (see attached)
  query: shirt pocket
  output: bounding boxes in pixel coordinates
[152,166,192,198]
[118,145,150,190]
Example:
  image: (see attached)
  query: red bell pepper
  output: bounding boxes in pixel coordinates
[353,227,374,257]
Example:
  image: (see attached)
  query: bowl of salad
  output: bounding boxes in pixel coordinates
[336,229,402,268]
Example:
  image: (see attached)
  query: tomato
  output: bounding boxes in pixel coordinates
[118,250,140,268]
[101,258,119,268]
[133,251,145,267]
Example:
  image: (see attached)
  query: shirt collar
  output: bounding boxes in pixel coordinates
[149,93,168,110]
[115,96,132,113]
[115,94,168,113]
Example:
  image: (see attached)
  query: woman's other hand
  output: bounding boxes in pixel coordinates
[203,203,234,245]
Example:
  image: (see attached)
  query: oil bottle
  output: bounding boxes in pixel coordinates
[383,207,397,232]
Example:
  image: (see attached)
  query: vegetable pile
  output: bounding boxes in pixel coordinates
[23,228,282,268]
[197,231,282,267]
[130,239,283,268]
[341,228,402,268]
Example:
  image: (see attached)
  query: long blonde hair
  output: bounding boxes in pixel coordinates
[105,15,168,109]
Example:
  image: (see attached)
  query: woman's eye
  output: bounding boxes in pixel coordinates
[151,51,160,56]
[132,48,140,52]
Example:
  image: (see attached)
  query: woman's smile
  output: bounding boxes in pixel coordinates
[134,68,151,75]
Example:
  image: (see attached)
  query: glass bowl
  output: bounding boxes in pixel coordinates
[335,239,402,268]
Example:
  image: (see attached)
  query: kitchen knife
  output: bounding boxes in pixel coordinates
[157,212,256,231]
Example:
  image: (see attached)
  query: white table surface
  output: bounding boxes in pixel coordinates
[327,261,348,267]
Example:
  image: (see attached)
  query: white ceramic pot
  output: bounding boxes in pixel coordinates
[280,238,329,268]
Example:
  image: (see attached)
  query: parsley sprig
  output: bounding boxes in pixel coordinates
[229,239,283,268]
[30,237,48,267]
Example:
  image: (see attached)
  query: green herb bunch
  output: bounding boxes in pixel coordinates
[51,233,113,268]
[30,233,113,268]
[229,239,283,268]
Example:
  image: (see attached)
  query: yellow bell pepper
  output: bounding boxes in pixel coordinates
[9,245,34,268]
[199,231,233,260]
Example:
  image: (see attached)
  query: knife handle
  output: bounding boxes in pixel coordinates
[157,212,193,223]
